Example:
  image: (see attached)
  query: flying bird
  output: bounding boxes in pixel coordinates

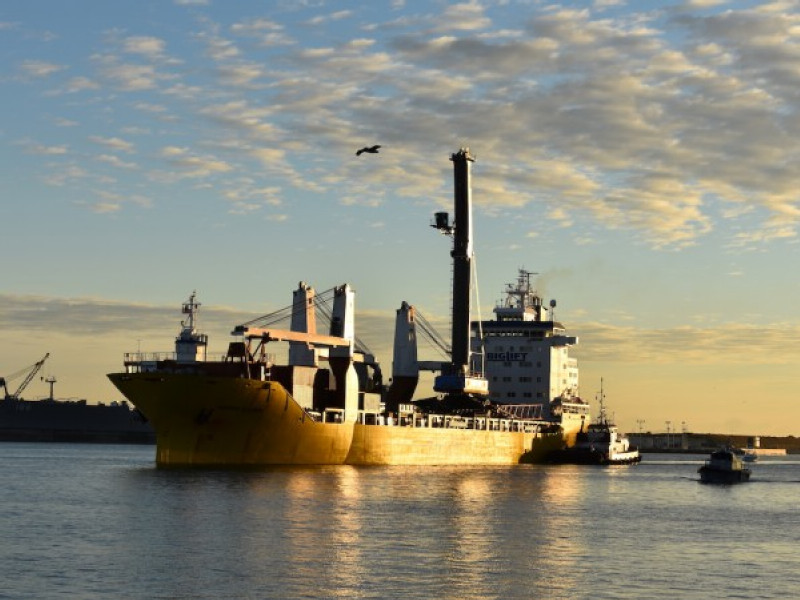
[356,144,381,156]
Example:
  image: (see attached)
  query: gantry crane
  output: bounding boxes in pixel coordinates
[0,353,50,400]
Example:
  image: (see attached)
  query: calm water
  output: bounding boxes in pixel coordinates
[1,444,798,599]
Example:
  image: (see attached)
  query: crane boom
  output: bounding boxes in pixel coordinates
[1,353,50,400]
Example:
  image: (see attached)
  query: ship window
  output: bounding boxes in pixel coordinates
[504,361,512,367]
[524,392,532,398]
[537,362,542,367]
[536,377,541,383]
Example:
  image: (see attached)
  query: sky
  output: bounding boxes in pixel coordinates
[2,0,799,436]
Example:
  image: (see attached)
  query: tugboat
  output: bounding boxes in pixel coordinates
[698,448,752,483]
[546,380,640,465]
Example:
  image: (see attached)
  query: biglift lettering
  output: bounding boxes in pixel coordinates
[487,352,528,362]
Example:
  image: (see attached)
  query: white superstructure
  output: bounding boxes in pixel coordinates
[472,269,589,428]
[175,291,208,364]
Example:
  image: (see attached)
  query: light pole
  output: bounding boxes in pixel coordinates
[665,420,672,450]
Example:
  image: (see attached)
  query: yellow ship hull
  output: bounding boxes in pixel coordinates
[108,372,576,467]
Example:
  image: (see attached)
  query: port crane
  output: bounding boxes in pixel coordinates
[0,353,50,400]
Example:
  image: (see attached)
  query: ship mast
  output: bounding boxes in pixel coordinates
[432,148,488,397]
[597,377,608,424]
[181,291,200,332]
[450,147,474,373]
[176,291,208,364]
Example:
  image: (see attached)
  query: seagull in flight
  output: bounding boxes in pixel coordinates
[356,144,381,156]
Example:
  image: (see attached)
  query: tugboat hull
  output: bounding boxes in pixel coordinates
[546,448,641,465]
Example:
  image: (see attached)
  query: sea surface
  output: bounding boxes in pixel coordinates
[1,444,798,600]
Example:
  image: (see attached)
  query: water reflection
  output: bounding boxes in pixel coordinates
[447,472,497,600]
[520,467,584,599]
[113,465,601,600]
[320,467,364,598]
[7,445,799,600]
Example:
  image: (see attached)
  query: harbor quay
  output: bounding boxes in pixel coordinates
[628,432,792,455]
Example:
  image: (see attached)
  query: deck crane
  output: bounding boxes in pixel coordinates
[0,353,50,400]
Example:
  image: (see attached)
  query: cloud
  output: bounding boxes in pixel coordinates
[222,180,283,213]
[61,76,100,93]
[3,290,796,366]
[230,18,283,35]
[304,10,354,27]
[573,320,800,366]
[122,36,167,58]
[92,53,176,90]
[158,146,234,178]
[96,154,138,169]
[0,294,265,343]
[435,2,492,32]
[13,2,800,250]
[202,34,240,61]
[19,59,66,78]
[90,201,123,214]
[217,62,266,87]
[133,102,167,114]
[19,140,69,155]
[594,0,626,8]
[0,292,393,370]
[89,135,136,153]
[43,165,88,186]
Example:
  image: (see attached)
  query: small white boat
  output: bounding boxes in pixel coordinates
[733,447,758,463]
[698,448,751,483]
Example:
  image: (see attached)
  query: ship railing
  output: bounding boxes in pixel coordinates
[354,410,547,433]
[496,403,544,420]
[123,351,230,365]
[124,352,176,364]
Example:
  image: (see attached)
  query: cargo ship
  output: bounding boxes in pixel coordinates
[0,397,155,443]
[108,148,588,466]
[1,354,154,443]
